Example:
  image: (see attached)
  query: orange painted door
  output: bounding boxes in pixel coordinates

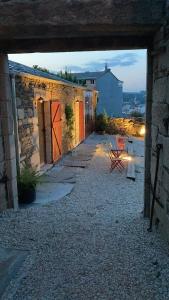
[51,101,62,162]
[75,101,80,145]
[79,101,85,142]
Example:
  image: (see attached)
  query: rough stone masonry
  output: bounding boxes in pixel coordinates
[150,16,169,241]
[0,55,18,211]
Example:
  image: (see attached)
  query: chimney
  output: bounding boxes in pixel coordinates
[105,63,110,72]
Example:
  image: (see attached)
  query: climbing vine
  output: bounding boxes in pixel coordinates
[65,104,74,140]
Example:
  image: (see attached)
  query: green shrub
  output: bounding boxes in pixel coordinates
[95,113,109,132]
[130,111,144,121]
[65,104,74,125]
[65,104,74,139]
[106,121,119,135]
[17,164,39,190]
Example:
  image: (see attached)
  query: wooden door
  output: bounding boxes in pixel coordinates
[79,101,85,142]
[37,101,46,165]
[51,101,62,162]
[75,101,80,145]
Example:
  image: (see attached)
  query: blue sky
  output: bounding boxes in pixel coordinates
[9,49,147,92]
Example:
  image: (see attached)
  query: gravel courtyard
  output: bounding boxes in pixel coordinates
[0,134,169,300]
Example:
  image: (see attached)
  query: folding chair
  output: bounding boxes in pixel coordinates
[109,150,126,172]
[106,139,126,173]
[116,136,126,151]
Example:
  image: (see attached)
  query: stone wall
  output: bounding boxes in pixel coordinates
[0,120,7,211]
[0,0,165,53]
[107,118,144,136]
[15,75,40,168]
[15,73,87,169]
[0,55,18,211]
[151,20,169,240]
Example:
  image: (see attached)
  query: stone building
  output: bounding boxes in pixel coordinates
[73,65,123,117]
[0,60,98,211]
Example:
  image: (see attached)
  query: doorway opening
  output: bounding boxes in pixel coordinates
[9,49,148,212]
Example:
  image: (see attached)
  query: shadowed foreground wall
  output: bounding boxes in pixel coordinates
[0,0,165,52]
[151,21,169,240]
[0,121,7,211]
[0,55,18,211]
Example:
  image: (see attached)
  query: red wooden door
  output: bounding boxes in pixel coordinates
[51,101,62,162]
[79,101,85,142]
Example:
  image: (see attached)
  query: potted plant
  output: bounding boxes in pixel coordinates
[95,112,109,134]
[17,164,39,204]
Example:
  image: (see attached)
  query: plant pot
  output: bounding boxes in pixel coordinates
[18,186,36,204]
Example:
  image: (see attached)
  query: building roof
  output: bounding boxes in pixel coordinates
[72,68,122,83]
[8,60,87,89]
[73,71,105,80]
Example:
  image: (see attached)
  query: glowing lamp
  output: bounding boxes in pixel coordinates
[38,96,44,103]
[140,125,145,136]
[126,156,132,161]
[123,155,132,161]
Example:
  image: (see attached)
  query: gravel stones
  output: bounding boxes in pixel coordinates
[0,134,169,299]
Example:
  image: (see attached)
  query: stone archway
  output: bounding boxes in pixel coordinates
[0,0,168,237]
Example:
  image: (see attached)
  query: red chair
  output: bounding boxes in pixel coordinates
[116,136,126,151]
[107,138,126,172]
[109,150,125,172]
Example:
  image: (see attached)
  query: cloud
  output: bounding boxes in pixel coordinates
[106,53,138,67]
[67,52,139,72]
[64,65,86,72]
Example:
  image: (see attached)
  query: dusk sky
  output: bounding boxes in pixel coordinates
[9,49,147,92]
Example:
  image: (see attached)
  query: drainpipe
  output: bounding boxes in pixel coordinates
[11,73,20,172]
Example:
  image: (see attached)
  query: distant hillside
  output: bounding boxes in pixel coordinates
[123,91,146,105]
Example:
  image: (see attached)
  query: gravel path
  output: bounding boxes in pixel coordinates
[0,134,169,300]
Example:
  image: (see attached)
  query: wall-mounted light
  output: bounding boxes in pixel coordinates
[38,96,44,103]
